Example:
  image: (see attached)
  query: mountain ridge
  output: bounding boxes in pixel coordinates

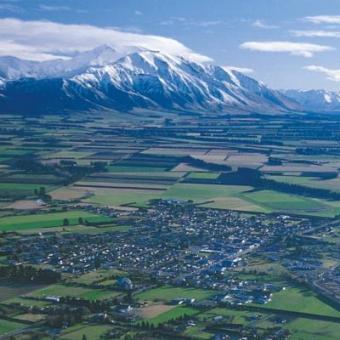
[283,89,340,113]
[0,46,299,115]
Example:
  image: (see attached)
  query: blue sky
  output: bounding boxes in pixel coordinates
[1,0,340,90]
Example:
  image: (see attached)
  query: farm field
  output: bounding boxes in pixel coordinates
[69,269,126,285]
[136,286,216,302]
[161,183,261,209]
[242,190,340,217]
[256,287,340,318]
[0,210,112,232]
[28,284,122,301]
[0,319,27,337]
[61,324,112,340]
[198,307,340,339]
[0,113,340,339]
[84,188,161,207]
[146,306,199,326]
[0,281,46,302]
[0,182,56,197]
[266,174,340,193]
[283,317,340,339]
[3,297,52,307]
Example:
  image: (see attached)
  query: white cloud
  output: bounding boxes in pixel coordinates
[292,30,340,38]
[160,17,221,28]
[304,65,340,81]
[134,10,143,16]
[222,66,254,74]
[39,5,71,11]
[305,15,340,24]
[0,3,23,13]
[240,41,334,57]
[252,20,278,29]
[0,18,212,63]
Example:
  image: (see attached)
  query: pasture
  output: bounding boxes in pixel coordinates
[136,286,215,302]
[146,306,199,326]
[0,319,27,337]
[257,287,340,318]
[28,284,122,301]
[242,190,340,217]
[0,210,112,232]
[61,324,112,340]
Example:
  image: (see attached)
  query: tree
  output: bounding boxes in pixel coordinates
[78,217,84,225]
[63,218,69,226]
[82,335,88,340]
[39,186,46,197]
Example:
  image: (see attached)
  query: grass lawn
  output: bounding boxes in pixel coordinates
[28,284,121,301]
[257,287,340,318]
[136,286,215,302]
[0,318,27,336]
[0,210,112,232]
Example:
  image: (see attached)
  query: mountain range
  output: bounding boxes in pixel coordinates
[0,45,337,115]
[282,89,340,113]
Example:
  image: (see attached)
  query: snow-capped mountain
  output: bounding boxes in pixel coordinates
[0,46,298,115]
[283,89,340,113]
[0,45,142,81]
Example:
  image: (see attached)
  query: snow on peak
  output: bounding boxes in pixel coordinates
[0,46,298,114]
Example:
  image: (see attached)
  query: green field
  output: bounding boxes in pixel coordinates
[3,297,51,307]
[70,269,126,285]
[136,286,215,302]
[162,183,266,212]
[48,151,94,159]
[258,287,340,318]
[147,306,199,326]
[0,318,27,336]
[283,317,340,339]
[85,190,160,207]
[29,284,121,301]
[81,178,340,216]
[107,165,168,172]
[242,190,340,217]
[0,210,112,232]
[267,174,340,193]
[0,182,56,196]
[186,172,220,179]
[61,324,112,340]
[199,307,340,339]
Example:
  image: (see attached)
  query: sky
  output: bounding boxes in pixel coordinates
[1,0,340,90]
